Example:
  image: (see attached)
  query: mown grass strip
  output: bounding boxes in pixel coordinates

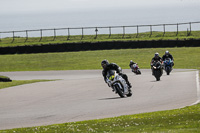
[0,80,53,90]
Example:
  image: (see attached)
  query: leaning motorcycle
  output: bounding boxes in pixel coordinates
[130,63,141,75]
[106,70,132,98]
[163,58,173,75]
[152,61,163,81]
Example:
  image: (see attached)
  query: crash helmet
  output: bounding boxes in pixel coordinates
[165,50,169,55]
[130,60,133,63]
[155,52,159,58]
[101,59,109,69]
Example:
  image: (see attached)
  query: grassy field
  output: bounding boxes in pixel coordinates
[0,47,199,72]
[0,46,200,132]
[0,31,200,47]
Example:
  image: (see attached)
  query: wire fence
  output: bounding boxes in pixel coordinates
[0,21,200,43]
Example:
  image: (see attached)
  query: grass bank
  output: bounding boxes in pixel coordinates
[0,31,200,47]
[0,47,199,72]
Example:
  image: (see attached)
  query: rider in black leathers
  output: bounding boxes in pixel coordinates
[101,59,132,89]
[129,60,137,68]
[151,52,162,67]
[150,52,163,75]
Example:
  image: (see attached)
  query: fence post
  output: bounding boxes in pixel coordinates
[81,28,84,40]
[39,29,42,41]
[109,27,111,38]
[95,27,98,39]
[12,31,15,43]
[163,24,165,37]
[25,30,28,42]
[149,25,152,37]
[176,23,179,36]
[136,25,139,38]
[0,32,1,42]
[189,22,192,35]
[67,28,70,40]
[123,26,125,38]
[53,29,56,41]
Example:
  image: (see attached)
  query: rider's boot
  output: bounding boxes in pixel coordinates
[127,81,132,89]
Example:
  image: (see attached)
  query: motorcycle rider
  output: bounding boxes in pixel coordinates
[129,60,137,68]
[162,50,174,66]
[150,52,163,75]
[101,59,132,89]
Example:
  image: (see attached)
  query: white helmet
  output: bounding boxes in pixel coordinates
[165,51,169,55]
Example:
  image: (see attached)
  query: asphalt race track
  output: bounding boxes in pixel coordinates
[0,69,199,130]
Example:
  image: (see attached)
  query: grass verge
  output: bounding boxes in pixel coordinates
[1,103,200,132]
[0,79,53,90]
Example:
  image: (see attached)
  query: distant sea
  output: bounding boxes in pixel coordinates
[0,5,200,38]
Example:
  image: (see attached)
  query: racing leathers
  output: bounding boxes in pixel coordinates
[102,63,132,88]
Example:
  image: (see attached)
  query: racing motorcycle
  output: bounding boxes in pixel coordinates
[163,58,173,75]
[152,61,163,81]
[130,63,141,75]
[106,70,132,98]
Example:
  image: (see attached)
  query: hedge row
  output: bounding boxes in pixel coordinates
[0,39,200,54]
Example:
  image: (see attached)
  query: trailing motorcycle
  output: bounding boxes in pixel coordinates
[130,63,141,75]
[163,58,173,75]
[152,61,163,81]
[106,70,132,98]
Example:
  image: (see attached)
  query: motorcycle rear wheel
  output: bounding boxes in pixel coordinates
[126,90,132,97]
[136,70,141,75]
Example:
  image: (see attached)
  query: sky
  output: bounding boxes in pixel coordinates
[1,0,200,15]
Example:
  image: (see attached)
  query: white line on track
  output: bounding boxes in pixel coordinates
[192,70,200,105]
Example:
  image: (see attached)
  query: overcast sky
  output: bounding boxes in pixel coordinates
[1,0,200,15]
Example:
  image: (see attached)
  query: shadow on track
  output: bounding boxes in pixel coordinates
[98,97,122,100]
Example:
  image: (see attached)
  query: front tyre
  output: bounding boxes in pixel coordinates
[165,66,171,75]
[114,84,125,98]
[154,70,161,81]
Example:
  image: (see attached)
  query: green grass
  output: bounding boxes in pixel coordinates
[0,47,200,72]
[0,80,53,89]
[0,31,200,47]
[1,103,200,132]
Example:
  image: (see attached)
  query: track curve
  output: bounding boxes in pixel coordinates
[0,69,199,130]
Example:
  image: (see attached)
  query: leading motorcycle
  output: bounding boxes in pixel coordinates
[106,70,132,98]
[152,61,163,81]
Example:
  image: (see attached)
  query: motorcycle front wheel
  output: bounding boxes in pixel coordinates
[114,84,125,98]
[165,66,171,75]
[154,70,161,81]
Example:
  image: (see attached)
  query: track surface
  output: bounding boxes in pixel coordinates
[0,69,199,130]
